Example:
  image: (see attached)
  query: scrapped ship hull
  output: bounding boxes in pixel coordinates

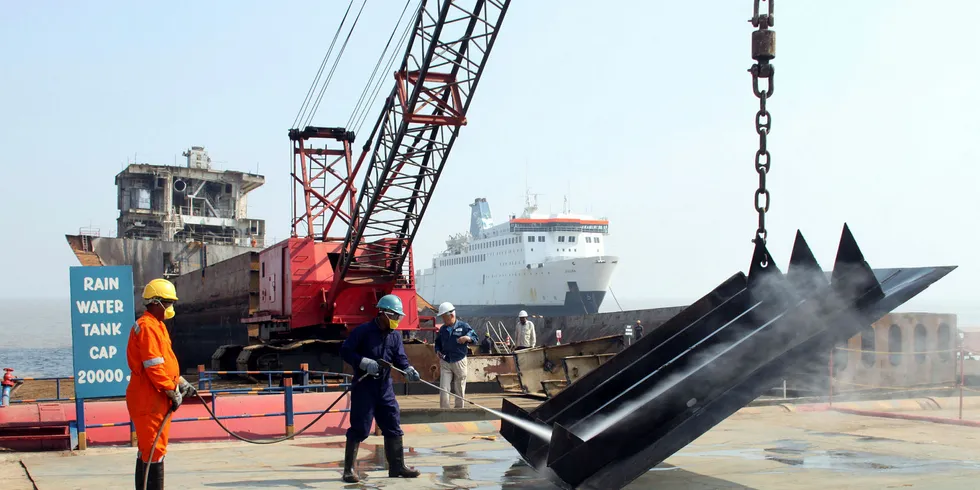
[66,234,262,312]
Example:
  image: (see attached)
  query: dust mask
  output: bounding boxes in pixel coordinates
[386,317,400,330]
[164,305,176,320]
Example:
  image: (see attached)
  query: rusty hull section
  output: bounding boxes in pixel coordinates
[510,336,626,398]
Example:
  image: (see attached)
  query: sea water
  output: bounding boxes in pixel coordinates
[0,298,74,377]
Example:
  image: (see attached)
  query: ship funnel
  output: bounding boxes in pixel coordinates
[469,198,493,237]
[173,179,187,193]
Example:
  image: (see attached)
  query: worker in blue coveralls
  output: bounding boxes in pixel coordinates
[434,302,479,409]
[339,294,423,483]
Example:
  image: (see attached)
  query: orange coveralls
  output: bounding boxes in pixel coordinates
[126,311,180,463]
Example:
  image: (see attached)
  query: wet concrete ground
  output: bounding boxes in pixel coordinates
[4,408,980,489]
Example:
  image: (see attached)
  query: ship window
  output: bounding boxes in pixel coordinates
[586,237,592,243]
[938,323,952,362]
[914,324,927,364]
[594,236,601,243]
[528,236,535,242]
[538,235,545,242]
[261,261,265,278]
[889,324,902,366]
[569,236,576,243]
[558,236,565,243]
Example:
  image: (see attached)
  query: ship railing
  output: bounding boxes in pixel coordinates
[4,376,76,404]
[485,321,513,355]
[195,365,352,393]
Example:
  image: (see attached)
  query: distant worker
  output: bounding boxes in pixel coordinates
[126,278,197,490]
[635,320,644,340]
[479,330,493,354]
[339,294,422,483]
[434,302,478,409]
[515,310,537,350]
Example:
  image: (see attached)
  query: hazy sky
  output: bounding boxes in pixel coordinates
[2,1,978,321]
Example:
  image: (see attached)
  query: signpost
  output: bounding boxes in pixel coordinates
[69,265,135,449]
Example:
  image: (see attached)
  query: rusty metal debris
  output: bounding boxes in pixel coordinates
[500,224,955,490]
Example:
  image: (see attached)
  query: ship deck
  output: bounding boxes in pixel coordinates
[8,399,980,489]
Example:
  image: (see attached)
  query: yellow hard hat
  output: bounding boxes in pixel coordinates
[143,278,178,302]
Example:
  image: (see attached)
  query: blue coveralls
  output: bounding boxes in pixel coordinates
[340,318,411,442]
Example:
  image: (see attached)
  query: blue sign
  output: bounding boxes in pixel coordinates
[69,266,135,400]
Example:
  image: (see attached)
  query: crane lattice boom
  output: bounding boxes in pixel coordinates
[333,0,510,293]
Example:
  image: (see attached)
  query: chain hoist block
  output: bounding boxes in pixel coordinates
[500,225,955,490]
[752,28,776,62]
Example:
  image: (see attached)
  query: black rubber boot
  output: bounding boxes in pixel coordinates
[384,435,420,478]
[341,439,360,483]
[135,457,146,490]
[147,460,164,490]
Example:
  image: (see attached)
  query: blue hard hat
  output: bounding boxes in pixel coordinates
[376,294,405,316]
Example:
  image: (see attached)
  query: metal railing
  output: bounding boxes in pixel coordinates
[485,321,513,354]
[3,366,354,450]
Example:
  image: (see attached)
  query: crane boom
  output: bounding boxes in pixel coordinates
[331,0,510,296]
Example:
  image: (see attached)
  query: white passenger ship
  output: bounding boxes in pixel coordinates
[416,195,618,317]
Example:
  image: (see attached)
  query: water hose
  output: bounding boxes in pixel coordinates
[141,408,173,490]
[140,373,366,490]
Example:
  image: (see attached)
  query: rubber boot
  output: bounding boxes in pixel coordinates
[135,457,146,490]
[341,439,360,483]
[147,460,164,490]
[384,435,420,478]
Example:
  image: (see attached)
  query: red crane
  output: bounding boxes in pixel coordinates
[211,0,511,374]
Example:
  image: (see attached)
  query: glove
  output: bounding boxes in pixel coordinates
[178,376,198,398]
[359,357,379,376]
[165,389,183,412]
[405,366,421,382]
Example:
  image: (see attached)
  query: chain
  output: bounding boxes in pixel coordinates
[749,0,775,248]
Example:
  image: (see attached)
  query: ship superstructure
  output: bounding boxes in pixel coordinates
[115,146,266,249]
[66,146,266,308]
[416,195,619,317]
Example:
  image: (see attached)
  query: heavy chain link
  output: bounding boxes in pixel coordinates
[749,0,775,247]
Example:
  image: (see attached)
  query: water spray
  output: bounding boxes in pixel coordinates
[383,362,553,441]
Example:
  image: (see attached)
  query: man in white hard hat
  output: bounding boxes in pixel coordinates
[515,310,537,350]
[434,302,478,409]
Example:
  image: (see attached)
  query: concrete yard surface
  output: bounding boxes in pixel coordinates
[4,408,980,489]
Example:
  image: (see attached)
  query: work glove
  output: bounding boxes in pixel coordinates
[165,389,183,412]
[405,366,421,382]
[178,376,198,398]
[359,357,380,376]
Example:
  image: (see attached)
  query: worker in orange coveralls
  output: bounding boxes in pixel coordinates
[126,278,197,490]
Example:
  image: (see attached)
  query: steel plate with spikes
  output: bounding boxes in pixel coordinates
[499,224,956,490]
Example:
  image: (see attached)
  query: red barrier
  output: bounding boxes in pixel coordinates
[1,391,359,448]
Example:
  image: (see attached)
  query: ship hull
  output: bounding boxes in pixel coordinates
[449,289,607,317]
[66,234,262,312]
[417,255,618,317]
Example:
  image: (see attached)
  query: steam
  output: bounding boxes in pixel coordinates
[572,258,886,442]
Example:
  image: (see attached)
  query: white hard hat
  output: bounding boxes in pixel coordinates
[518,310,528,318]
[437,302,456,316]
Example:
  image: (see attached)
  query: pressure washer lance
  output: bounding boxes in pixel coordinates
[380,361,502,416]
[141,373,369,490]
